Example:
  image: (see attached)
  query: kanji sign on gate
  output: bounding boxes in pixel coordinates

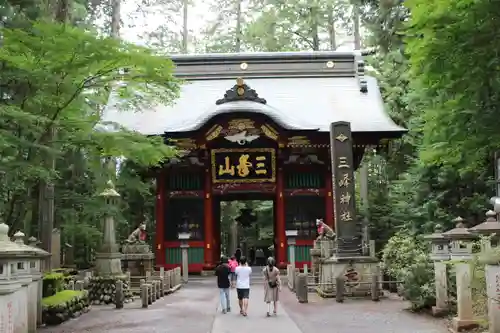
[211,148,276,183]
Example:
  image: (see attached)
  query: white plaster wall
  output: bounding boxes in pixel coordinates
[15,286,28,333]
[0,286,29,333]
[26,282,38,332]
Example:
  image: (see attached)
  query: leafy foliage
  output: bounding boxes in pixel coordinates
[0,10,178,264]
[382,233,435,310]
[361,0,500,311]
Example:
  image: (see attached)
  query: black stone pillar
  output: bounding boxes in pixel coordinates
[329,122,363,257]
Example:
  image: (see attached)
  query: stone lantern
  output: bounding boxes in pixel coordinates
[443,217,478,331]
[178,232,191,283]
[12,231,34,286]
[442,217,476,260]
[0,224,49,332]
[99,180,120,253]
[285,230,298,268]
[472,210,500,332]
[468,210,500,251]
[424,224,450,261]
[12,231,50,329]
[95,180,122,276]
[424,224,450,316]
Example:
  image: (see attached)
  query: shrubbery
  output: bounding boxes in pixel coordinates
[382,232,435,310]
[42,272,65,297]
[42,269,78,297]
[42,290,90,325]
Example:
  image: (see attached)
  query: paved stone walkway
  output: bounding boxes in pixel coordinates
[39,278,449,333]
[281,289,449,333]
[211,285,302,333]
[39,280,218,333]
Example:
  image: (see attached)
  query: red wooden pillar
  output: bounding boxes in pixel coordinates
[325,167,334,229]
[213,201,221,264]
[155,170,165,268]
[276,167,286,268]
[204,168,214,269]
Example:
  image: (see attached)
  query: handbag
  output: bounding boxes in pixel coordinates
[266,268,278,288]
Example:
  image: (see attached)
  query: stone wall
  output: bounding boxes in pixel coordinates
[0,287,28,332]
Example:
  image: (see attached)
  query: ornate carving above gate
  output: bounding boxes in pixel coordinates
[204,119,279,143]
[215,77,267,105]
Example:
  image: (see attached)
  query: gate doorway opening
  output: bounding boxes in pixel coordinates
[215,195,275,267]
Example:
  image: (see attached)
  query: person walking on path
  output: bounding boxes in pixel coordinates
[235,256,252,316]
[235,248,242,263]
[263,256,281,317]
[228,255,238,288]
[215,256,231,314]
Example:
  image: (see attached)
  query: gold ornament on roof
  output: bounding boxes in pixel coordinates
[236,77,245,95]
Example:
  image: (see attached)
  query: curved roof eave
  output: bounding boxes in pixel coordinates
[163,100,320,133]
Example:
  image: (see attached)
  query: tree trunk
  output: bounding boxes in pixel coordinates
[54,0,70,22]
[235,0,242,52]
[110,0,121,38]
[182,0,188,53]
[353,4,361,50]
[327,8,336,50]
[39,0,69,269]
[310,6,320,51]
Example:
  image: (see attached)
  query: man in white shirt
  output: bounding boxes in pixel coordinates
[234,256,252,316]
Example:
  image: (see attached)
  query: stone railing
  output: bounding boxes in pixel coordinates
[286,264,308,303]
[425,211,500,332]
[139,267,182,309]
[77,266,182,310]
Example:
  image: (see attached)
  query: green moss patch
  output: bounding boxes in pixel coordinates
[43,272,64,280]
[42,290,83,307]
[42,290,91,326]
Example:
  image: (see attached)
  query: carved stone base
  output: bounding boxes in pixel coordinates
[317,256,380,299]
[95,252,123,276]
[122,243,151,254]
[450,317,479,332]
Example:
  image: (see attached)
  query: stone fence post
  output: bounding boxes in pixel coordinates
[443,218,478,331]
[469,210,500,333]
[424,225,450,316]
[296,273,308,303]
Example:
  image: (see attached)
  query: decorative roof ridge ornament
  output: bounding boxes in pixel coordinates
[356,59,368,93]
[215,77,267,105]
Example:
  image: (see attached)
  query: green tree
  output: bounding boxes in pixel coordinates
[0,20,178,266]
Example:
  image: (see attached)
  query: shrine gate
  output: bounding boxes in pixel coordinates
[106,52,406,273]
